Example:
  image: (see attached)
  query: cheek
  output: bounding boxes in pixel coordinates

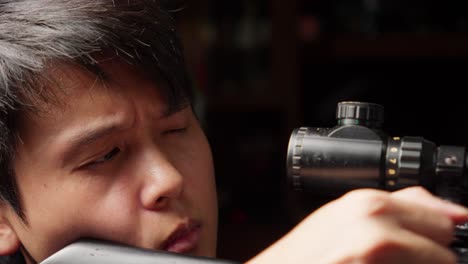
[177,131,218,221]
[177,130,217,206]
[184,156,217,216]
[79,187,143,242]
[15,175,141,260]
[179,136,218,255]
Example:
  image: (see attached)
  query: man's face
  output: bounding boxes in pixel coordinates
[3,59,218,262]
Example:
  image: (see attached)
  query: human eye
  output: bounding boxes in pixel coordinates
[86,147,121,167]
[162,127,188,135]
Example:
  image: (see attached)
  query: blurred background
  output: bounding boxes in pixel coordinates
[173,0,468,262]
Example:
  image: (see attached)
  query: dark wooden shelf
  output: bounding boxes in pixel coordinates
[305,33,468,58]
[206,90,287,111]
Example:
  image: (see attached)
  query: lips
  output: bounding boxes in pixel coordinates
[161,220,201,253]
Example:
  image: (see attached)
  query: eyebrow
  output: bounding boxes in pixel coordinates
[60,123,128,166]
[60,104,190,166]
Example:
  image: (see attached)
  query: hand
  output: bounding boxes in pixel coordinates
[247,187,468,264]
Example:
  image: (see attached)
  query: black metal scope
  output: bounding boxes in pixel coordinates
[287,101,468,203]
[286,101,468,262]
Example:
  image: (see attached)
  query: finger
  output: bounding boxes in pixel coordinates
[392,187,468,224]
[360,191,456,245]
[363,227,457,264]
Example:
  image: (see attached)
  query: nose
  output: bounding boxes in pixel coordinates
[139,150,183,211]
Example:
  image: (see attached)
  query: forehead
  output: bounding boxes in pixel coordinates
[16,58,169,146]
[24,57,169,115]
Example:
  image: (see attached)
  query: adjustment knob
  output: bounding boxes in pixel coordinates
[337,101,384,128]
[398,137,423,185]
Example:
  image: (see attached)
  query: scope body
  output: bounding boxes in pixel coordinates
[287,102,468,204]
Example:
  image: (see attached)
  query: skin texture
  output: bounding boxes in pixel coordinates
[0,58,218,263]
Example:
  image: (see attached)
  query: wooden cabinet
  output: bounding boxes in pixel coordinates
[177,0,468,261]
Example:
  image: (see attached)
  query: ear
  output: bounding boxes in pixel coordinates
[0,211,21,256]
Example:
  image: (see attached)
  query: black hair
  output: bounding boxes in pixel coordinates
[0,0,192,262]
